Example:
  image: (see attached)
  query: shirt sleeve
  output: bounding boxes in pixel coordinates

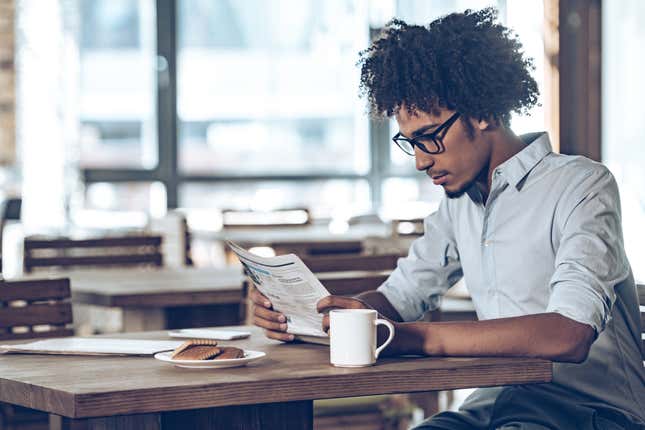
[377,198,463,322]
[547,165,630,334]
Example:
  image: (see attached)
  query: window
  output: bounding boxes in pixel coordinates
[78,0,158,169]
[180,180,370,220]
[78,0,546,218]
[177,1,368,176]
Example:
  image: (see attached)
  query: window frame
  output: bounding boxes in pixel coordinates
[81,0,422,212]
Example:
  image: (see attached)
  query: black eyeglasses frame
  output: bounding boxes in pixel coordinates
[392,112,461,156]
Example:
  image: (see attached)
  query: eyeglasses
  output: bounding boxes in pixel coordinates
[392,112,460,156]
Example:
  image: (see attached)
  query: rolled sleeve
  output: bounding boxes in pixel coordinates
[547,167,629,333]
[378,198,463,322]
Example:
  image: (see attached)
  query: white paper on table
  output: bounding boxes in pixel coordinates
[227,241,330,339]
[0,338,184,356]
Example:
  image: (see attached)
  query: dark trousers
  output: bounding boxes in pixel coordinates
[414,384,644,430]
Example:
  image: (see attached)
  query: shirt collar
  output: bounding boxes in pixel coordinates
[496,132,552,190]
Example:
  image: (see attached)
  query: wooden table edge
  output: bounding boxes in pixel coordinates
[1,359,551,418]
[72,289,245,307]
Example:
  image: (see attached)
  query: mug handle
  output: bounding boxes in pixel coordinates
[374,319,395,359]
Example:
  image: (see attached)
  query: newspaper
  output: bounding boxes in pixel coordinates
[227,241,330,342]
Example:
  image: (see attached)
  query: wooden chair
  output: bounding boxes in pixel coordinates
[0,197,21,274]
[301,253,400,274]
[23,234,163,273]
[0,277,73,430]
[270,240,364,257]
[182,217,194,266]
[391,217,425,237]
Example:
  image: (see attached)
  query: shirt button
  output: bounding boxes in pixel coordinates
[483,240,490,246]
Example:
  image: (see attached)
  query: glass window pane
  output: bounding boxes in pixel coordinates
[177,0,369,175]
[602,0,645,282]
[180,180,370,220]
[77,0,158,169]
[83,181,166,214]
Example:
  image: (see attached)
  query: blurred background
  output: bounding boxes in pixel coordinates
[0,0,643,278]
[0,1,644,428]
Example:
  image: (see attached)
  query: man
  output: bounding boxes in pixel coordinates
[250,8,645,429]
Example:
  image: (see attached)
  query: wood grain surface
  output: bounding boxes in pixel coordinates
[0,326,552,419]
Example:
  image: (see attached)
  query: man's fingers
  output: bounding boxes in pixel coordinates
[253,305,286,323]
[316,295,369,314]
[253,315,288,332]
[264,329,295,342]
[322,314,330,333]
[248,287,272,308]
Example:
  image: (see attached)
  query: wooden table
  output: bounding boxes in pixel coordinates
[24,268,246,332]
[0,327,552,429]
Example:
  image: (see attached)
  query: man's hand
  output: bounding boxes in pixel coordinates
[248,286,294,342]
[316,295,371,333]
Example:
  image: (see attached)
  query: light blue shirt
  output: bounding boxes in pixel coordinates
[378,132,645,423]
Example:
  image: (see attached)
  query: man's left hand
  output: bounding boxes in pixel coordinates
[316,295,371,333]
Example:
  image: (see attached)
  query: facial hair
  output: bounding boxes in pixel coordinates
[444,178,476,199]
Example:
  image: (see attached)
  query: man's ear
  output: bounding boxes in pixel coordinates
[477,118,492,131]
[477,116,501,131]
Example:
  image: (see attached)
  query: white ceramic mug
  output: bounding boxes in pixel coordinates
[329,309,395,367]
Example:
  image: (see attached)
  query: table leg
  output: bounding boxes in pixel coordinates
[50,413,160,430]
[121,308,165,331]
[50,400,313,430]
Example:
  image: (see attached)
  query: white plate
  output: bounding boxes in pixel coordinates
[167,329,251,340]
[154,350,266,369]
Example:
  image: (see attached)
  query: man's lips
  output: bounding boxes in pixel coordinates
[431,173,449,185]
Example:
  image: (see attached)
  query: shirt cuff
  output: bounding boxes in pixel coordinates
[546,281,610,334]
[377,281,440,322]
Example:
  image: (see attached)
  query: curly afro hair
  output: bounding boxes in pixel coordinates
[358,8,539,127]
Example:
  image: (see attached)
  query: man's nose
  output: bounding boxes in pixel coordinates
[415,147,434,171]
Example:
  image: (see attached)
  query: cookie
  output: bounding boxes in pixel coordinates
[171,339,218,359]
[212,346,245,360]
[173,345,222,360]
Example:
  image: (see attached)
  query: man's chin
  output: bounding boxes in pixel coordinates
[443,181,471,199]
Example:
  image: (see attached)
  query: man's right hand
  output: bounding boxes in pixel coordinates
[248,286,295,342]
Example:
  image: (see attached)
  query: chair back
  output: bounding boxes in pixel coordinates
[0,277,73,340]
[317,271,391,296]
[0,197,21,273]
[301,253,399,273]
[391,218,425,237]
[23,234,163,273]
[301,253,399,296]
[271,240,363,257]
